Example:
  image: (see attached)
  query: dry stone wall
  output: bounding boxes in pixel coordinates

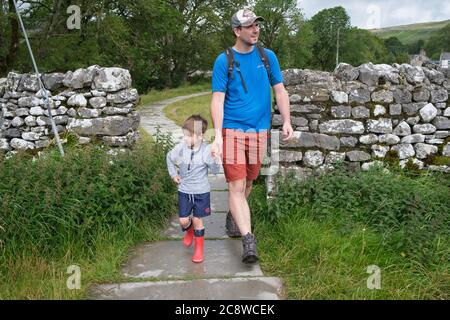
[269,62,450,194]
[0,65,140,157]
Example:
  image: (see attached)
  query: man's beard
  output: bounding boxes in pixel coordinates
[242,36,258,46]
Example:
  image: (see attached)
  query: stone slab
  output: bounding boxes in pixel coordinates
[163,212,228,239]
[208,174,228,191]
[211,191,228,213]
[88,277,284,300]
[122,240,262,279]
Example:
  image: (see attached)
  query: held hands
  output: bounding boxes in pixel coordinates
[172,175,181,184]
[211,137,223,159]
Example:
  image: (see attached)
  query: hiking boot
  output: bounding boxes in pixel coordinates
[242,232,258,264]
[225,210,241,238]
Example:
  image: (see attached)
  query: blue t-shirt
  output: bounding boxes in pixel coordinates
[211,46,283,132]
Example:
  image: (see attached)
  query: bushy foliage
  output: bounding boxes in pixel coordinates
[0,131,176,259]
[259,166,450,265]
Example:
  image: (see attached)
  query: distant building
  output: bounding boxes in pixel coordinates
[440,52,450,69]
[410,49,430,67]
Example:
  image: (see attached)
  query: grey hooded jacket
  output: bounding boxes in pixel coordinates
[166,141,221,194]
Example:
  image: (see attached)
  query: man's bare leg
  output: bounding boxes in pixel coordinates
[245,179,253,198]
[228,178,251,235]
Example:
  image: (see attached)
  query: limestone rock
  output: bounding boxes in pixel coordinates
[430,88,448,103]
[346,150,371,162]
[281,131,340,150]
[414,143,438,159]
[319,120,364,134]
[371,90,393,103]
[303,150,324,168]
[10,138,34,150]
[432,116,450,130]
[106,88,139,104]
[419,103,438,123]
[399,64,425,84]
[333,63,359,81]
[391,144,415,159]
[401,134,425,144]
[331,106,351,118]
[367,118,393,134]
[330,91,348,104]
[42,73,65,91]
[351,106,370,118]
[413,124,437,134]
[67,94,88,108]
[92,67,132,92]
[393,88,412,104]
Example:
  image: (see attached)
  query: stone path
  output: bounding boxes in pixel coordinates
[88,94,284,300]
[139,92,210,144]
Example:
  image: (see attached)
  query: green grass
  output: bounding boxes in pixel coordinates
[370,19,450,45]
[138,82,211,109]
[163,93,212,126]
[248,166,450,299]
[0,225,162,299]
[0,131,177,299]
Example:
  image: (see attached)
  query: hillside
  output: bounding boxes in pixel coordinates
[370,19,450,45]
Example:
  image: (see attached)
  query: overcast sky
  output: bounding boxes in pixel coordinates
[298,0,450,29]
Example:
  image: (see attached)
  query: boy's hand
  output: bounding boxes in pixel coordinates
[172,176,181,184]
[212,153,223,165]
[211,137,223,159]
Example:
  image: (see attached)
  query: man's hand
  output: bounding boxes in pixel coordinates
[172,176,181,184]
[282,121,294,141]
[211,137,223,159]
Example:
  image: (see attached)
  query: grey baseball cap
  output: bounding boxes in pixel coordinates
[231,9,264,29]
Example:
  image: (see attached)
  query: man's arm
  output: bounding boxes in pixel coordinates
[273,83,293,141]
[210,91,225,157]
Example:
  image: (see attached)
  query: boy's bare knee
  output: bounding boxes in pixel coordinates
[179,217,190,226]
[192,217,204,228]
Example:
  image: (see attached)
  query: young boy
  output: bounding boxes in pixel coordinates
[166,114,221,263]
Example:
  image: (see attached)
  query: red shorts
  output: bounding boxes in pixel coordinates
[222,128,269,183]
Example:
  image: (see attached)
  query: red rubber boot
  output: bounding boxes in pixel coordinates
[192,231,205,263]
[183,224,194,247]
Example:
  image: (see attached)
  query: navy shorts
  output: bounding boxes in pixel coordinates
[178,191,211,218]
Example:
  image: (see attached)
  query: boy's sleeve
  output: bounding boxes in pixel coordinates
[266,49,284,86]
[204,144,222,175]
[212,53,228,93]
[166,144,181,178]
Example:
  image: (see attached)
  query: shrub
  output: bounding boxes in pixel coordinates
[261,166,450,265]
[0,130,176,260]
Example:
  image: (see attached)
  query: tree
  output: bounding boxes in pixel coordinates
[283,20,315,69]
[309,6,350,70]
[0,0,19,76]
[339,28,389,67]
[383,36,410,64]
[425,23,450,60]
[253,0,303,53]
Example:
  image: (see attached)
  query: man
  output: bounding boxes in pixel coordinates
[210,9,293,263]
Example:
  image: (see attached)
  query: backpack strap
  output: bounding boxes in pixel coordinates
[225,47,235,80]
[256,45,273,86]
[224,47,248,94]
